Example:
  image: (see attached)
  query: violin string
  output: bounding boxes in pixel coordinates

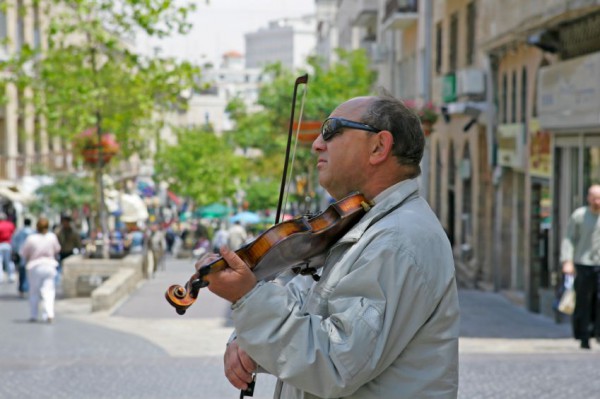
[282,84,308,220]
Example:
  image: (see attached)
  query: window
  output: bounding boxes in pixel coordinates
[34,4,41,49]
[466,2,476,65]
[0,11,7,41]
[521,67,527,124]
[436,22,443,74]
[502,73,507,123]
[449,12,459,72]
[511,71,517,123]
[17,0,25,51]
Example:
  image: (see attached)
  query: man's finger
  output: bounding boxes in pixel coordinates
[225,367,250,390]
[194,253,219,271]
[220,246,250,273]
[224,341,253,390]
[238,348,257,374]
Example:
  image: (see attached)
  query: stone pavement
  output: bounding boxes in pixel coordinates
[1,256,598,398]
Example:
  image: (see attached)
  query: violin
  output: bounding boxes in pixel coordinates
[165,74,373,316]
[165,192,373,315]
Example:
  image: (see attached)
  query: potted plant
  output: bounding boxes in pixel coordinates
[404,100,439,137]
[74,127,119,166]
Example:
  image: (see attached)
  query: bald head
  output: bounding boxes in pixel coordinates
[588,184,600,214]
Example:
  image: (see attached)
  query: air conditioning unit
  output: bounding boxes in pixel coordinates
[366,42,388,64]
[456,68,485,98]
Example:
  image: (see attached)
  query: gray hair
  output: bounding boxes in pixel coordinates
[360,93,425,177]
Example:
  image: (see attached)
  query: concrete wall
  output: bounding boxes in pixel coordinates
[62,254,145,311]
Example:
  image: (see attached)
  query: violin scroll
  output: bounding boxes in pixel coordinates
[165,280,202,315]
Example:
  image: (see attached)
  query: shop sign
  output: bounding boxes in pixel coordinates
[529,119,552,178]
[538,51,600,130]
[497,123,525,169]
[442,73,457,103]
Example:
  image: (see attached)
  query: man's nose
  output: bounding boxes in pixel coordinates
[312,134,325,153]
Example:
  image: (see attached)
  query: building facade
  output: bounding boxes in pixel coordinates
[321,0,600,317]
[245,15,317,70]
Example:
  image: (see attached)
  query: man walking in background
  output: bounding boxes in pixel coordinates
[11,218,35,297]
[561,184,600,349]
[56,214,82,283]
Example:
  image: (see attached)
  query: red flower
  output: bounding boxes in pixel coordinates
[74,128,119,165]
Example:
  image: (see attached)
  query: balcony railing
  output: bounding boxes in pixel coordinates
[352,0,378,27]
[383,0,419,30]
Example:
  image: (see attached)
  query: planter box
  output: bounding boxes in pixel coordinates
[62,254,144,299]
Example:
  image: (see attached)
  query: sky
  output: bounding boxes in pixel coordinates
[141,0,316,65]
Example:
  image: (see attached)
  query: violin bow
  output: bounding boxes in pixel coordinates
[275,74,309,224]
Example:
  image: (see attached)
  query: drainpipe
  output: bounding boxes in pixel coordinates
[421,0,433,201]
[484,52,500,291]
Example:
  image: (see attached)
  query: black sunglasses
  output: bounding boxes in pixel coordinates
[320,117,380,141]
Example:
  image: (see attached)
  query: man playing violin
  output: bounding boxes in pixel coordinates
[203,94,460,398]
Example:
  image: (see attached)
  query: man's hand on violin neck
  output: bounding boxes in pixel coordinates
[205,246,257,303]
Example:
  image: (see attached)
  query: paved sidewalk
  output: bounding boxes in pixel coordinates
[0,256,595,399]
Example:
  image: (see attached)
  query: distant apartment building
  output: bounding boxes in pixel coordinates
[245,15,317,70]
[0,0,61,183]
[0,0,76,220]
[161,51,264,140]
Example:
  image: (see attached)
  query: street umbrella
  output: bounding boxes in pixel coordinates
[230,211,261,224]
[197,203,231,218]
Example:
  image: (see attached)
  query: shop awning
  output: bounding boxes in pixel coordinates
[120,193,149,223]
[0,183,34,204]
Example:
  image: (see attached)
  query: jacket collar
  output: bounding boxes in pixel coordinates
[336,179,420,245]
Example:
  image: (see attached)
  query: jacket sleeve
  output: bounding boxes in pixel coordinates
[560,210,579,263]
[231,235,439,398]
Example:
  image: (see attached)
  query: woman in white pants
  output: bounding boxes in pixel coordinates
[21,217,61,323]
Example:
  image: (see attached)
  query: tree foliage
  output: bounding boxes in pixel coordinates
[28,174,95,216]
[154,126,245,206]
[0,0,200,159]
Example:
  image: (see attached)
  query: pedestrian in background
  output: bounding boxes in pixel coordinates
[149,224,167,271]
[0,211,16,283]
[21,217,61,323]
[11,218,34,297]
[561,184,600,349]
[227,221,247,250]
[212,223,229,254]
[201,94,459,398]
[56,214,82,275]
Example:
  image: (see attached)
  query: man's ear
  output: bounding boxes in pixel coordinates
[369,130,395,165]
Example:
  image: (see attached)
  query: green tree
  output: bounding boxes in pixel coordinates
[28,174,95,217]
[0,0,200,247]
[154,126,244,206]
